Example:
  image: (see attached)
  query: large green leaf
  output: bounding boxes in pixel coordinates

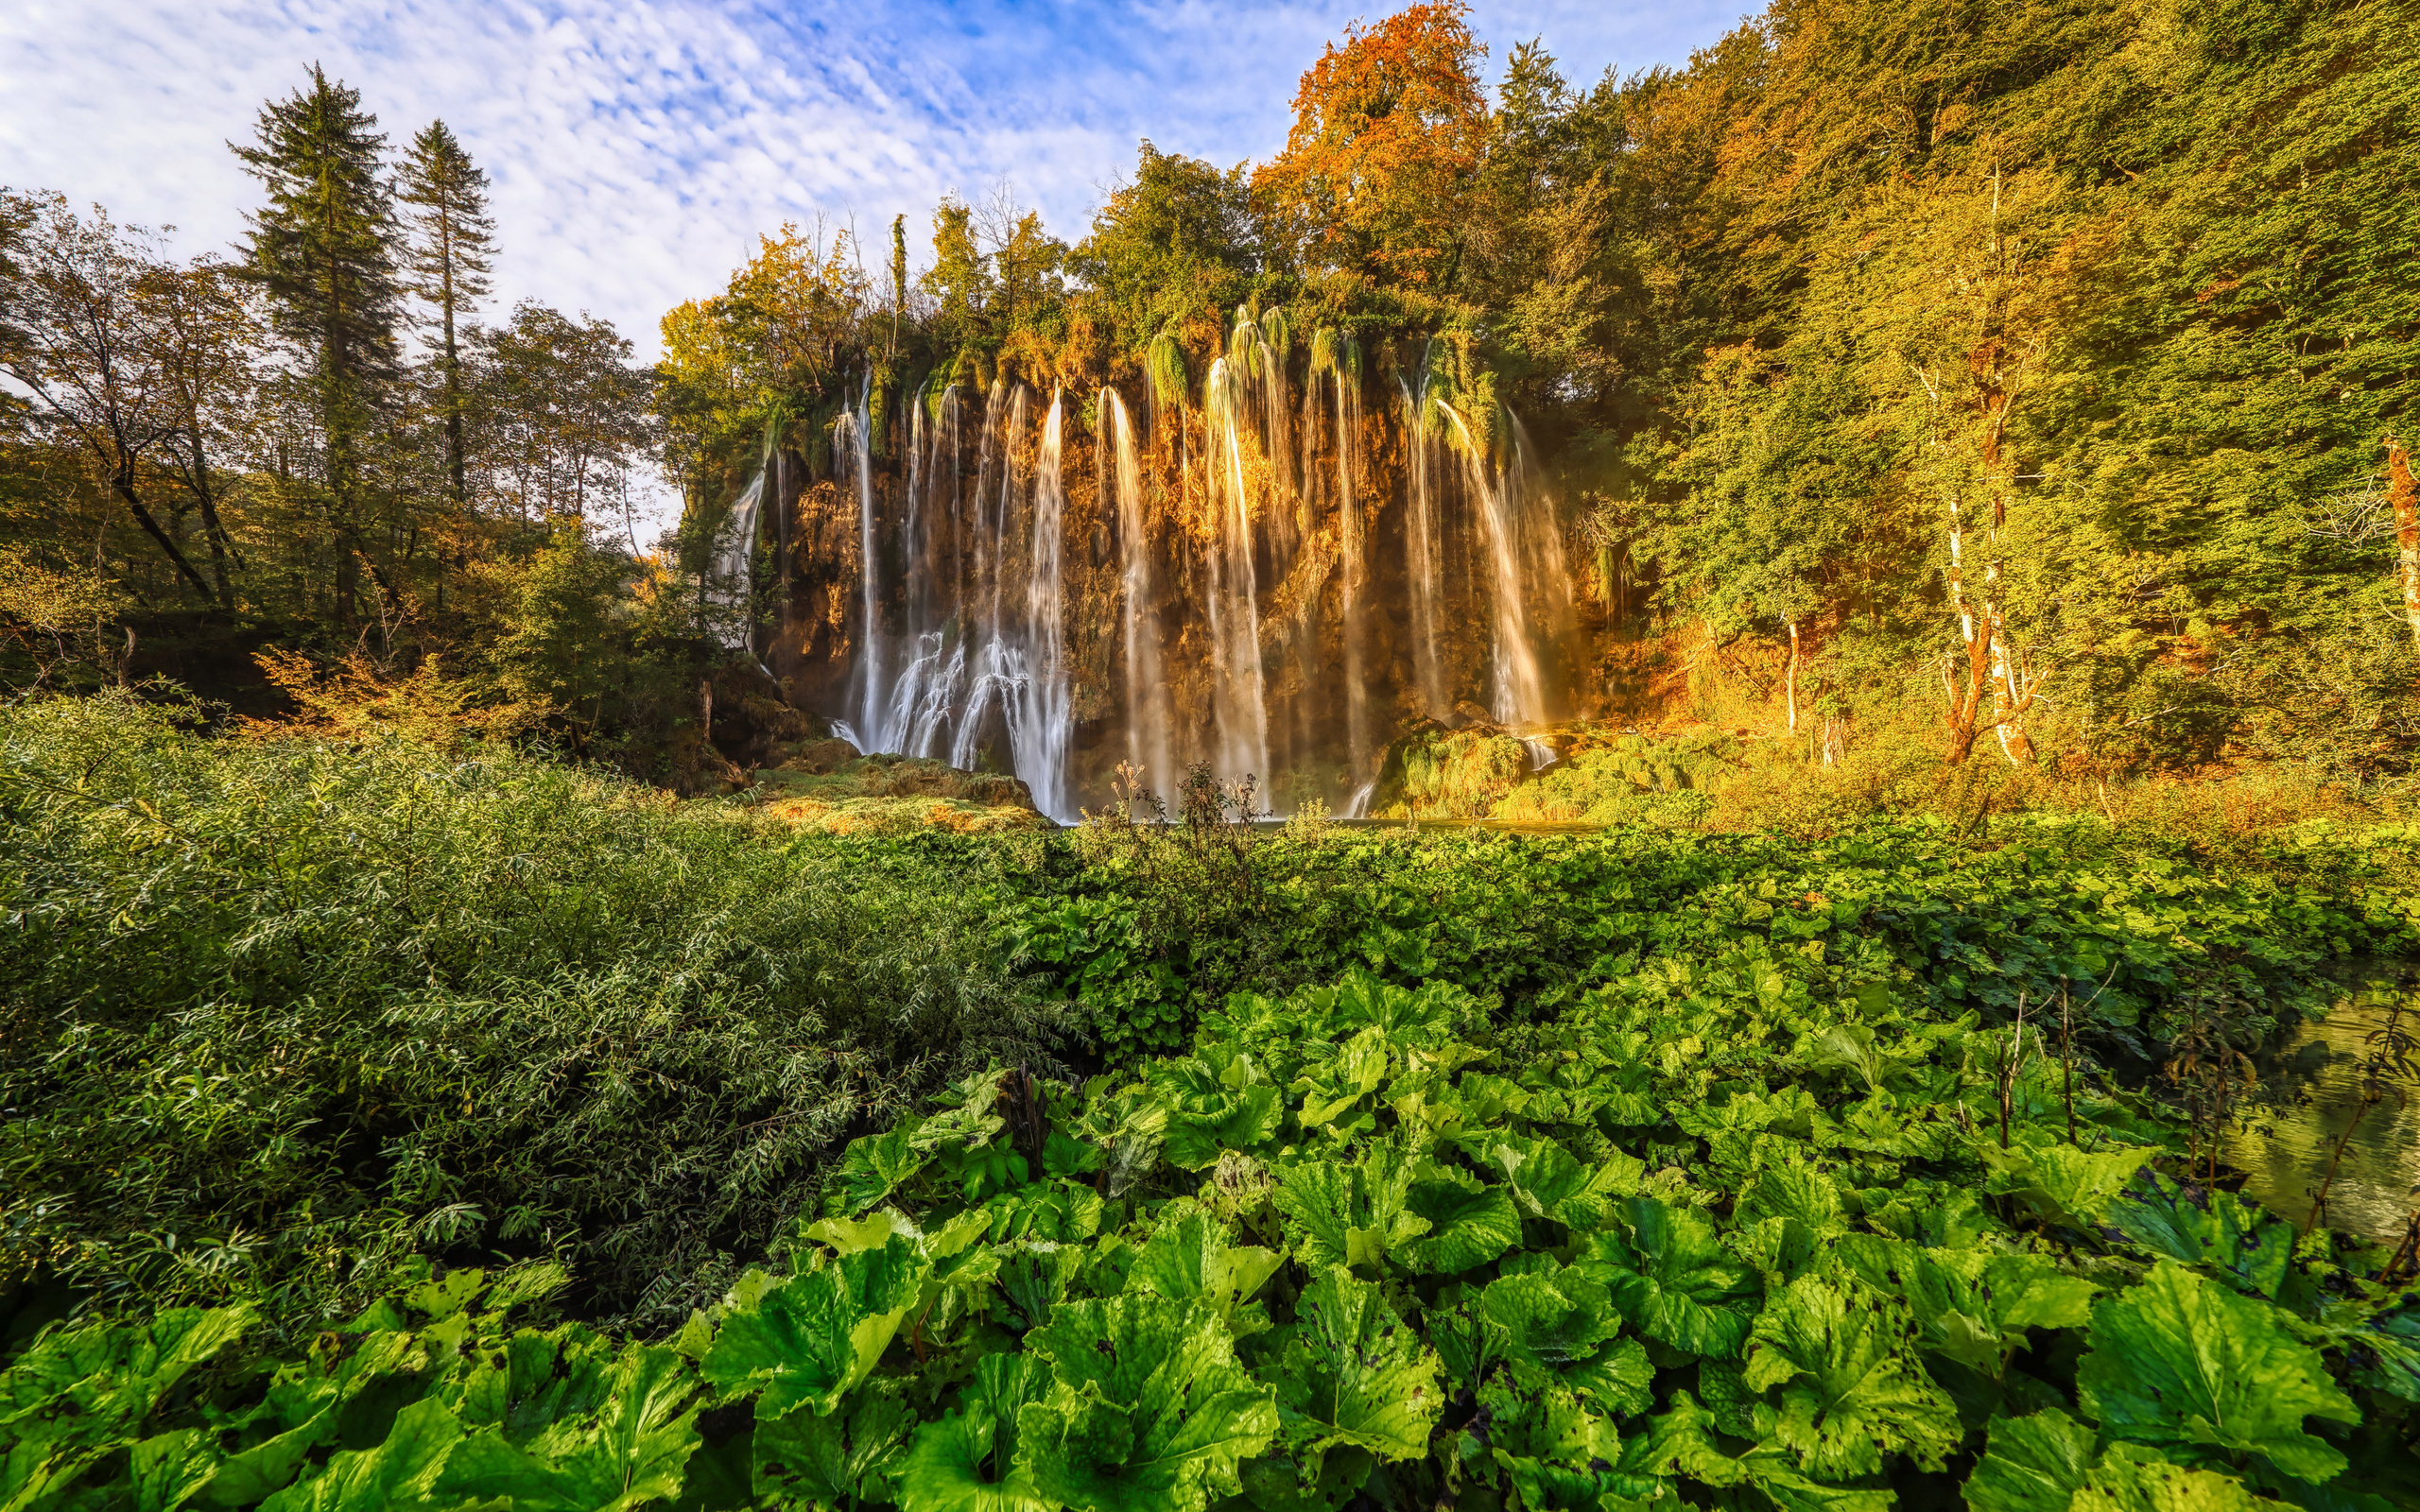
[2077,1261,2357,1483]
[191,1329,430,1507]
[897,1356,1055,1512]
[1270,1147,1427,1272]
[1400,1164,1520,1275]
[753,1381,913,1507]
[1578,1198,1760,1359]
[1607,1389,1746,1495]
[1233,1446,1376,1512]
[256,1396,462,1512]
[1290,1025,1392,1131]
[435,1343,700,1512]
[825,1125,931,1218]
[1480,1269,1620,1375]
[451,1326,616,1448]
[1835,1239,2098,1374]
[1483,1133,1639,1232]
[1,1305,255,1512]
[1981,1143,2152,1229]
[702,1236,929,1420]
[1153,1055,1285,1171]
[1965,1409,2098,1512]
[1263,1267,1441,1461]
[981,1180,1105,1245]
[1743,1276,1962,1479]
[2102,1177,2292,1300]
[1476,1375,1630,1509]
[1019,1294,1278,1512]
[996,1242,1088,1331]
[2074,1445,2262,1512]
[1123,1208,1284,1333]
[131,1429,217,1512]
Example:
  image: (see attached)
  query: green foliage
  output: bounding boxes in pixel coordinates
[23,954,2420,1509]
[0,697,1063,1334]
[1021,797,2418,1060]
[1070,144,1258,349]
[2077,1261,2359,1482]
[9,720,2420,1508]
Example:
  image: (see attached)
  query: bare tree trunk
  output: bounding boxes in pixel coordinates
[111,468,215,601]
[1944,488,1985,761]
[1985,561,2036,764]
[183,432,238,611]
[1785,618,1801,733]
[2393,442,2420,648]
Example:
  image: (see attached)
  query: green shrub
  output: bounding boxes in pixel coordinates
[0,694,1067,1335]
[13,967,2418,1510]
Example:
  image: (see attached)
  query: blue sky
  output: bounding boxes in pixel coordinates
[4,1,1752,358]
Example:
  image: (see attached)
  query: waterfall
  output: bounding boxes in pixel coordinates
[1442,404,1547,725]
[1104,388,1171,798]
[708,468,765,649]
[838,378,1077,821]
[846,373,882,745]
[798,326,1578,823]
[1402,369,1447,716]
[1510,411,1579,718]
[1332,344,1369,781]
[1020,392,1073,817]
[1204,355,1271,789]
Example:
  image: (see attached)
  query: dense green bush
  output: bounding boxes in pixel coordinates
[1010,801,2420,1063]
[0,696,1065,1335]
[12,968,2420,1510]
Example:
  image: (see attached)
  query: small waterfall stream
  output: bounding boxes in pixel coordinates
[1104,388,1172,796]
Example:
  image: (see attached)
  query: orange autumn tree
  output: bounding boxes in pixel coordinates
[1253,2,1489,288]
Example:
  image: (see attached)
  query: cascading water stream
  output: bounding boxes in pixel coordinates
[1401,370,1447,716]
[1441,403,1548,725]
[1103,388,1172,798]
[845,374,882,744]
[1203,356,1272,788]
[1327,340,1369,781]
[709,469,765,649]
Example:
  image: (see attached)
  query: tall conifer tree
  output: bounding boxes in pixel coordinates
[232,65,401,621]
[399,120,495,509]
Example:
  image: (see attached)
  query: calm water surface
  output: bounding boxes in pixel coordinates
[2226,964,2420,1243]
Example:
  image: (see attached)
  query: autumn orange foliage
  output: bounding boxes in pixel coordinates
[1253,1,1488,287]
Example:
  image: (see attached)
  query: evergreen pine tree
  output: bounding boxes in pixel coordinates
[398,120,495,510]
[231,65,401,621]
[890,213,908,359]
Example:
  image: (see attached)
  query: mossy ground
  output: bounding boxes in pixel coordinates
[746,742,1051,833]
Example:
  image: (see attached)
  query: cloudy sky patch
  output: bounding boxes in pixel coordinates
[5,0,1747,355]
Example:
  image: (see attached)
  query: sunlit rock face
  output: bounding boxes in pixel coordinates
[720,315,1584,821]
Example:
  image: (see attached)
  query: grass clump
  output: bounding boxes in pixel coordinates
[0,694,1066,1335]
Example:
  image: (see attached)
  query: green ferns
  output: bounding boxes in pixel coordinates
[12,967,2417,1508]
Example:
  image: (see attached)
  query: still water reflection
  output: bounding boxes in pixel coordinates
[2225,965,2420,1244]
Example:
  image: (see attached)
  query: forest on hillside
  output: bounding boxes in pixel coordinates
[4,0,2414,796]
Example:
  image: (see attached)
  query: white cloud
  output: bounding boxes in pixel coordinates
[5,0,1748,347]
[3,0,1748,530]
